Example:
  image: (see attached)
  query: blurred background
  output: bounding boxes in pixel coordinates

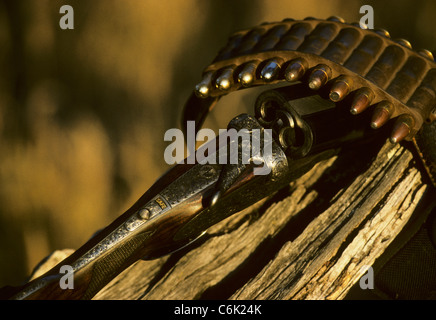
[0,0,435,287]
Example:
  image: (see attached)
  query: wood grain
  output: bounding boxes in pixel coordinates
[31,139,431,300]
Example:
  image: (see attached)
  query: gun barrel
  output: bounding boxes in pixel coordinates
[6,117,292,300]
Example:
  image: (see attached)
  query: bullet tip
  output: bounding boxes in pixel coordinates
[195,85,209,98]
[217,79,230,90]
[285,72,296,82]
[329,91,340,102]
[262,72,273,80]
[240,74,253,86]
[309,79,321,90]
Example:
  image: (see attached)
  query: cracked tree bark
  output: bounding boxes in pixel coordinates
[30,139,434,300]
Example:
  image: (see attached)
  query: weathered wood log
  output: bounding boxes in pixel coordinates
[31,139,432,300]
